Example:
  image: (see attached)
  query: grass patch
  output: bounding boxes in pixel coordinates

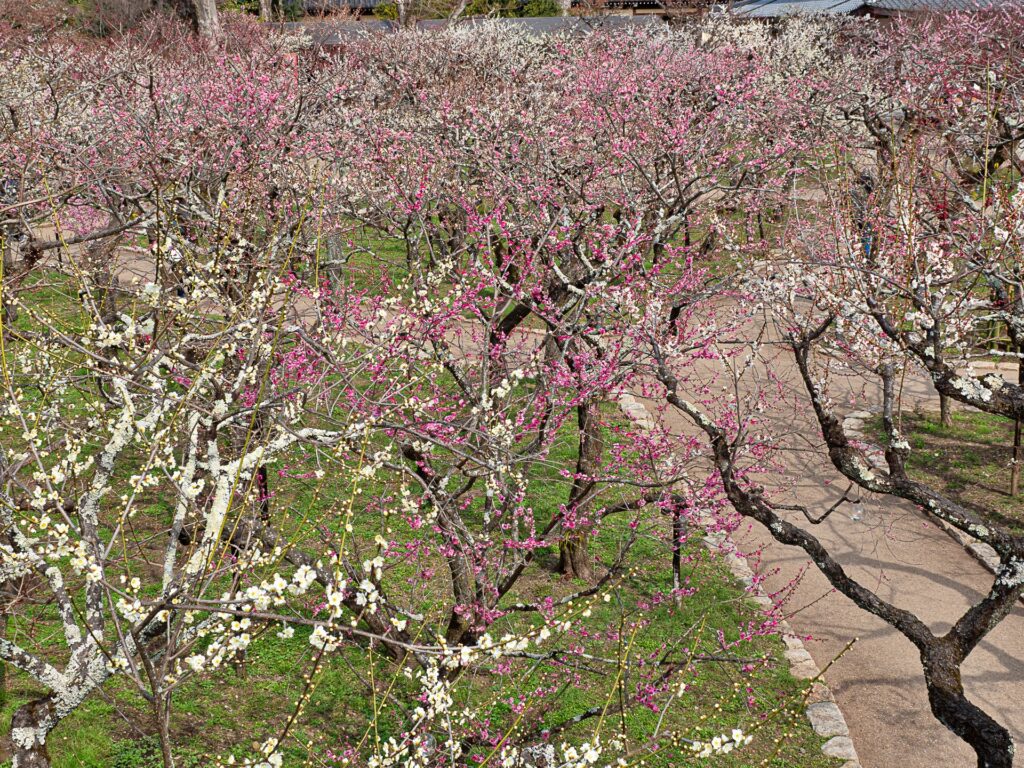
[1,251,832,768]
[1,500,840,768]
[867,410,1023,532]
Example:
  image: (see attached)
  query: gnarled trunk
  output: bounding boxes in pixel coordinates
[83,215,122,321]
[1011,350,1022,497]
[444,541,479,644]
[923,650,1014,768]
[558,536,593,581]
[11,695,56,768]
[1,226,20,325]
[671,501,686,607]
[940,392,953,428]
[170,0,219,38]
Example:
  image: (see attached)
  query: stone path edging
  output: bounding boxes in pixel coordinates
[615,392,861,768]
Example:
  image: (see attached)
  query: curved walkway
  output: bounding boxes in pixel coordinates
[735,439,1024,767]
[642,356,1024,767]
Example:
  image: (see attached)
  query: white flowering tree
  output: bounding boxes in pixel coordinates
[669,10,1024,767]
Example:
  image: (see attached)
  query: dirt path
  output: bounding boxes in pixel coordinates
[736,448,1024,767]
[638,353,1024,768]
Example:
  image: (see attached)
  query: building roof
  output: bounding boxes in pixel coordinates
[730,0,863,15]
[730,0,1021,14]
[867,0,1013,10]
[290,0,1021,25]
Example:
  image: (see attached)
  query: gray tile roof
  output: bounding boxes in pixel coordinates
[868,0,1014,10]
[730,0,1021,14]
[730,0,864,15]
[288,0,1022,26]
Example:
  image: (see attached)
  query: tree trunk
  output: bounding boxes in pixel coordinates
[558,401,602,582]
[924,652,1014,768]
[671,502,685,607]
[259,0,273,20]
[0,609,7,711]
[83,216,122,320]
[1011,418,1022,498]
[171,0,219,38]
[444,544,479,644]
[155,693,175,768]
[558,536,593,581]
[193,0,219,39]
[2,228,19,325]
[10,696,56,768]
[940,392,953,428]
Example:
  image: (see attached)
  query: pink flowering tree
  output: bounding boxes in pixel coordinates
[0,19,797,768]
[324,25,802,578]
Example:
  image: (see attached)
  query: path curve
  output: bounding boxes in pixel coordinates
[641,351,1024,768]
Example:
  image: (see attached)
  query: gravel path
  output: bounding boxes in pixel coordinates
[638,351,1024,768]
